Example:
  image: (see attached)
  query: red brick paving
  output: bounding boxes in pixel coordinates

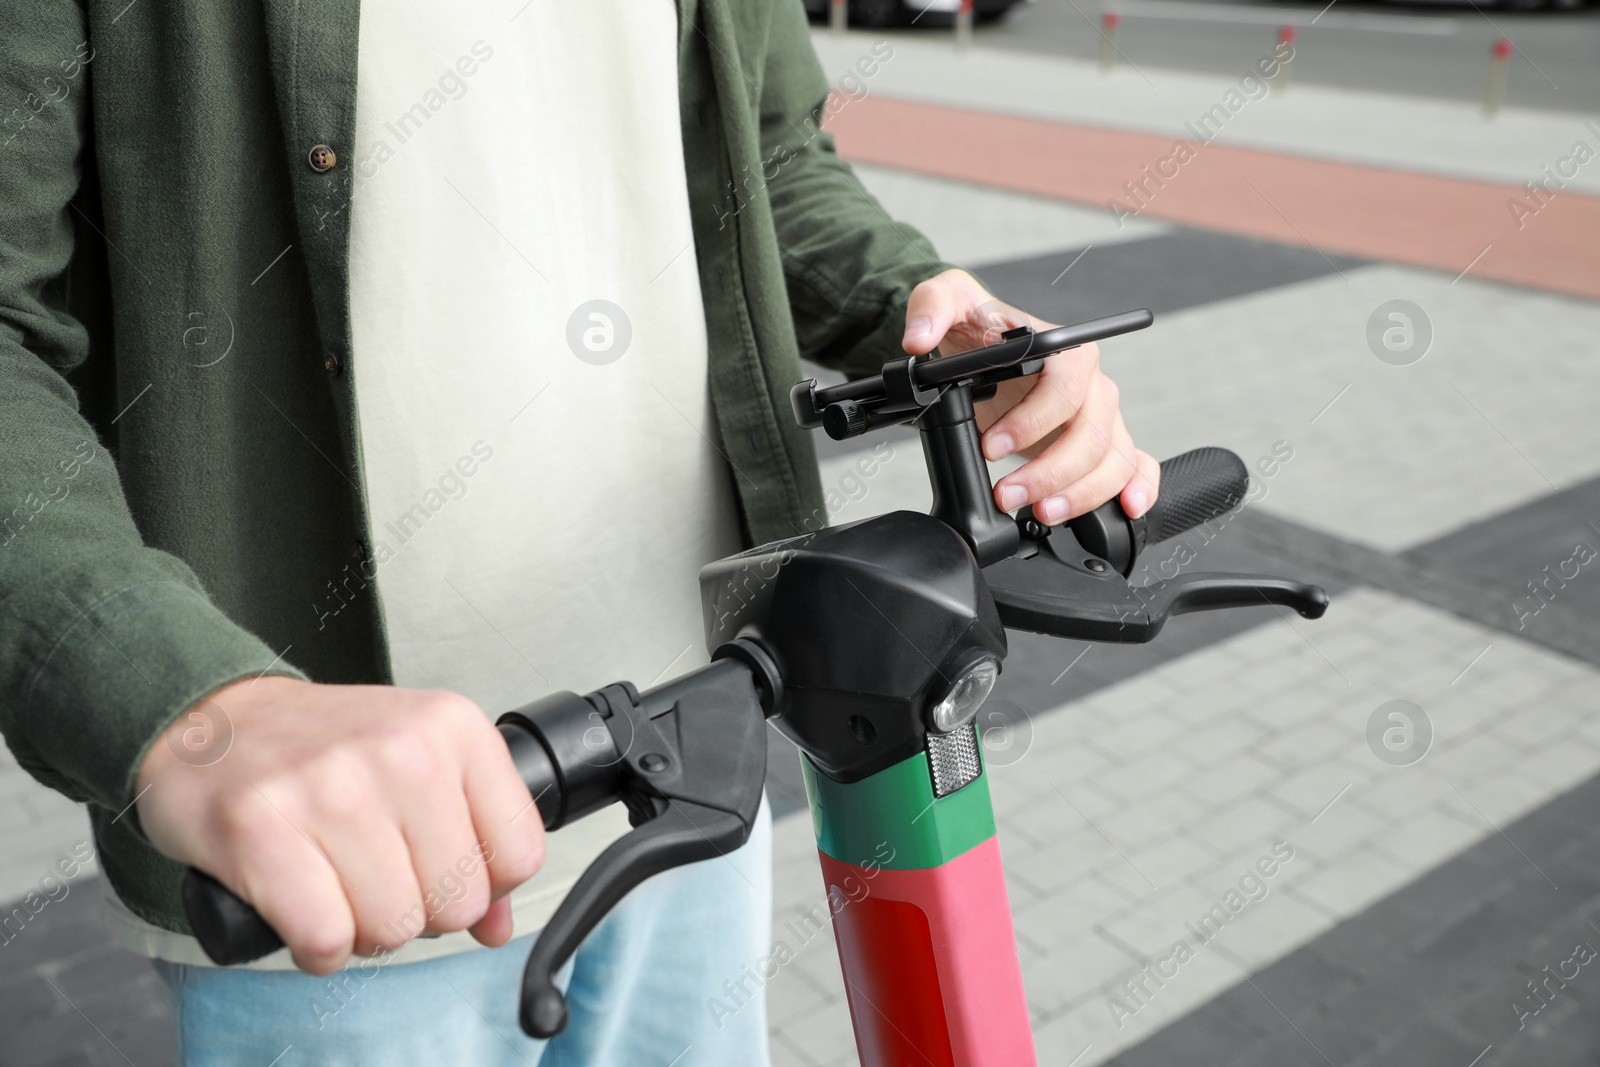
[826,95,1600,301]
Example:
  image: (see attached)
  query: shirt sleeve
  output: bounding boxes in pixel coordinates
[0,1,304,827]
[756,1,969,379]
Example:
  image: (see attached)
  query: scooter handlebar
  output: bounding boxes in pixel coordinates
[181,868,285,966]
[1142,447,1250,547]
[178,648,777,1013]
[177,708,603,968]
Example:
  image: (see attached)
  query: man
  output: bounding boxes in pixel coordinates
[0,0,1157,1062]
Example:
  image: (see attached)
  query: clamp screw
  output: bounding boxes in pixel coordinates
[823,400,867,439]
[639,753,669,773]
[1085,558,1109,573]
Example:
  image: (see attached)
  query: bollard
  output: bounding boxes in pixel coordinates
[956,0,974,51]
[1100,12,1121,74]
[830,0,847,34]
[1275,25,1297,93]
[1484,38,1513,117]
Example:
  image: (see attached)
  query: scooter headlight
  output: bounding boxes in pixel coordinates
[927,654,999,734]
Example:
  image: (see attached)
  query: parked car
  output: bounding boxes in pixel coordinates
[802,0,1028,28]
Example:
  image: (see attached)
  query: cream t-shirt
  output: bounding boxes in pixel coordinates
[108,0,743,967]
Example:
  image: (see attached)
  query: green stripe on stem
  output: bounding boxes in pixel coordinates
[803,748,996,871]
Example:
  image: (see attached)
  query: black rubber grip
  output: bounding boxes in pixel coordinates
[182,868,284,965]
[1144,447,1249,546]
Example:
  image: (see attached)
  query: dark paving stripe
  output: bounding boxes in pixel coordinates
[967,228,1368,331]
[1104,769,1600,1067]
[992,522,1354,725]
[1409,472,1600,651]
[807,226,1370,463]
[1231,506,1600,668]
[0,880,177,1067]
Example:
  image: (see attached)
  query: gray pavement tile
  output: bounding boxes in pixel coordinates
[766,723,811,819]
[1500,1036,1600,1067]
[1347,770,1458,825]
[769,1030,820,1067]
[766,964,834,1031]
[1535,996,1600,1053]
[0,883,177,1067]
[1288,847,1416,919]
[1490,807,1600,866]
[1369,807,1485,873]
[1281,1007,1380,1066]
[1320,971,1449,1049]
[1385,852,1524,941]
[2,1043,105,1067]
[1531,774,1600,832]
[1356,1018,1490,1067]
[1187,982,1308,1046]
[1184,755,1283,812]
[1247,952,1363,1023]
[1409,904,1545,997]
[1226,1029,1355,1067]
[1101,762,1600,1063]
[1102,1001,1270,1067]
[0,898,114,974]
[776,998,859,1067]
[1306,903,1427,976]
[1447,771,1576,833]
[1172,720,1271,772]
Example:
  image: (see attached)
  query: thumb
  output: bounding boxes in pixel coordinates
[901,273,963,355]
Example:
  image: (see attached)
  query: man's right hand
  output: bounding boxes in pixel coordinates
[135,676,546,974]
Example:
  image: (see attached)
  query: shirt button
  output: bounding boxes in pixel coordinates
[323,351,343,375]
[308,144,337,172]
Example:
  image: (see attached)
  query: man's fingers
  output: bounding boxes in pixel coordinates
[1122,447,1161,519]
[312,815,428,959]
[1032,424,1143,527]
[401,785,492,937]
[992,374,1121,522]
[980,345,1102,461]
[469,895,516,949]
[136,679,551,978]
[218,801,356,975]
[463,725,547,901]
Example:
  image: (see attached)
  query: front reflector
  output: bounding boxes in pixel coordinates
[927,723,982,798]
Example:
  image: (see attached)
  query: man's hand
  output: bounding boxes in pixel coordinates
[136,676,545,975]
[902,268,1159,525]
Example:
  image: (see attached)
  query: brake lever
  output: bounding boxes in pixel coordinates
[984,511,1327,643]
[513,650,771,1038]
[1144,573,1329,626]
[520,798,748,1036]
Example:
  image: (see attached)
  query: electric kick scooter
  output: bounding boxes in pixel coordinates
[182,308,1329,1065]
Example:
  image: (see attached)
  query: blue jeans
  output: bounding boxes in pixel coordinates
[154,800,772,1066]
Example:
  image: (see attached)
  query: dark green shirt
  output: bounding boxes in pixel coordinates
[0,0,952,933]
